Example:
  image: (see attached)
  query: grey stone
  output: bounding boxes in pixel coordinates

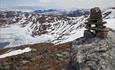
[68,30,115,70]
[84,30,95,38]
[89,7,102,21]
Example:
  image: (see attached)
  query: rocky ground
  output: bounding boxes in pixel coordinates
[68,30,115,70]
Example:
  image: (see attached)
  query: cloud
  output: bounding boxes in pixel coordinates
[0,0,115,10]
[51,0,115,9]
[39,0,52,4]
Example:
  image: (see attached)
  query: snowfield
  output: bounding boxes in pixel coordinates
[105,18,115,30]
[0,25,55,47]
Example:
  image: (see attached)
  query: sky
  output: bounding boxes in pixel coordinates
[0,0,115,10]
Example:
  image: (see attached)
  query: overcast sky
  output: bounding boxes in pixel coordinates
[0,0,115,10]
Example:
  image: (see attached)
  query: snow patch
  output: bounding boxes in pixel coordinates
[105,18,115,30]
[0,47,31,59]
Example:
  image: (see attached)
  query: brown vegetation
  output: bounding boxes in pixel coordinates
[0,42,72,70]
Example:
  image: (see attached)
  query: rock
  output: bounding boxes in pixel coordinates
[84,30,95,38]
[96,29,109,38]
[84,7,109,39]
[68,30,115,70]
[89,7,102,21]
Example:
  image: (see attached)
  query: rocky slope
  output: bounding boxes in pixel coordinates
[68,29,115,70]
[0,10,86,48]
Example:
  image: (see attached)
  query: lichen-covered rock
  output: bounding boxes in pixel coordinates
[68,30,115,70]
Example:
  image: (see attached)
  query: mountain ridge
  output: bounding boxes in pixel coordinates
[0,7,114,48]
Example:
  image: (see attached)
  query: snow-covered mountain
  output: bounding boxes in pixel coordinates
[33,9,64,15]
[64,9,89,17]
[0,7,114,48]
[33,9,89,17]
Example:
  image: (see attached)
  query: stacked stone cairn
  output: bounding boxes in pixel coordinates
[84,7,109,38]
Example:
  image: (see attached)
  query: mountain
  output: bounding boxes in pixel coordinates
[64,9,89,17]
[33,9,64,15]
[33,9,90,17]
[0,7,114,70]
[0,10,86,48]
[0,8,114,48]
[0,6,43,12]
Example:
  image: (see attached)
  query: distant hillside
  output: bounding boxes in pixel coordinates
[33,9,90,17]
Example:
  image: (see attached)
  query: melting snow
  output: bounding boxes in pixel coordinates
[0,47,31,59]
[0,25,54,48]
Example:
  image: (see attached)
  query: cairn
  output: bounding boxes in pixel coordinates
[84,7,109,38]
